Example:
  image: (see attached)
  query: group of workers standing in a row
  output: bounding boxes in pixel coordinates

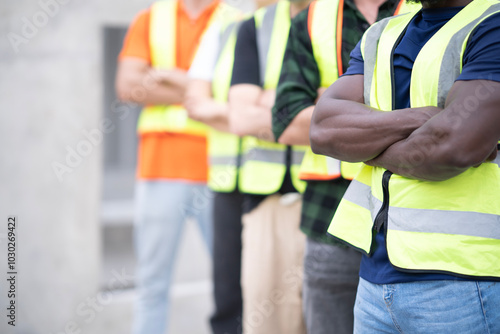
[115,0,500,332]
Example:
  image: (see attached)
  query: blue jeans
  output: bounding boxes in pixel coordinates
[132,180,213,334]
[354,277,500,334]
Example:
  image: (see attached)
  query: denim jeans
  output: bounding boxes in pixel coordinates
[132,180,213,334]
[302,238,361,334]
[354,277,500,334]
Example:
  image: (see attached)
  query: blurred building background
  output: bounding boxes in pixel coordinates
[0,0,251,333]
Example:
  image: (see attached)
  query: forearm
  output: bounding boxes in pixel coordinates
[185,79,230,132]
[368,80,500,181]
[116,67,185,105]
[229,86,275,141]
[194,99,230,132]
[367,140,465,181]
[311,98,439,162]
[278,106,314,146]
[229,104,274,140]
[155,69,189,90]
[368,114,498,181]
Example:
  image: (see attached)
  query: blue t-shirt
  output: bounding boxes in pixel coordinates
[343,7,500,284]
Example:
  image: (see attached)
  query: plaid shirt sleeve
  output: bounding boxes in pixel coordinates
[272,7,318,141]
[274,0,399,246]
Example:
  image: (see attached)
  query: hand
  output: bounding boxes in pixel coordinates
[152,68,189,89]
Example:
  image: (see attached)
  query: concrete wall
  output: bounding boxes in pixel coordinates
[0,1,152,333]
[0,0,254,333]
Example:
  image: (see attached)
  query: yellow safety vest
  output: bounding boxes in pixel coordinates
[299,0,420,182]
[136,0,223,136]
[329,0,500,279]
[208,21,243,192]
[239,1,307,195]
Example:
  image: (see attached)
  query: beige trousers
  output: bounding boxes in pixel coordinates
[241,194,306,334]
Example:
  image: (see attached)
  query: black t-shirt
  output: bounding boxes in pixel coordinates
[231,18,260,86]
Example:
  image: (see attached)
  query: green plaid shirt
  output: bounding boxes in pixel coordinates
[272,0,399,245]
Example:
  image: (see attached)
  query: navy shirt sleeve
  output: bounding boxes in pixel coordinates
[458,13,500,83]
[230,17,261,86]
[342,40,364,76]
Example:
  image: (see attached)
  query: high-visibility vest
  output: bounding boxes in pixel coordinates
[136,0,224,136]
[208,21,243,192]
[328,0,500,279]
[238,1,307,195]
[299,0,420,182]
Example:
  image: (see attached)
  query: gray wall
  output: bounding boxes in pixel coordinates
[0,0,253,333]
[0,1,152,333]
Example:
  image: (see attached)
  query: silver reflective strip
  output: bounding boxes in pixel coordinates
[342,179,372,210]
[389,207,500,240]
[210,155,237,166]
[362,18,392,106]
[342,179,382,221]
[241,147,285,165]
[326,156,341,176]
[216,22,238,62]
[291,149,305,166]
[437,4,500,108]
[256,3,277,87]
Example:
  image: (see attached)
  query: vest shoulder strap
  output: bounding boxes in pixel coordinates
[255,1,291,89]
[308,0,342,87]
[150,0,178,68]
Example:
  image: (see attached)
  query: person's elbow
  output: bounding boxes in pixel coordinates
[115,59,150,103]
[278,129,310,146]
[414,132,496,181]
[229,121,248,137]
[443,142,496,170]
[309,107,333,156]
[115,79,136,103]
[277,132,292,145]
[309,125,331,156]
[228,113,251,137]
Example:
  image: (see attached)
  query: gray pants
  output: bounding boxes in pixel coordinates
[303,237,361,334]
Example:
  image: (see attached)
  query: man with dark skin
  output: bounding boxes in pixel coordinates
[271,0,416,333]
[311,0,500,332]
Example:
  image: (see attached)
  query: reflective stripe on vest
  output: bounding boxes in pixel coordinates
[137,0,220,136]
[239,1,306,195]
[208,21,242,192]
[298,0,417,181]
[329,0,500,279]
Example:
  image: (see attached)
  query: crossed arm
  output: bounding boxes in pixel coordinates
[184,79,230,132]
[228,84,276,141]
[115,57,188,105]
[310,74,500,181]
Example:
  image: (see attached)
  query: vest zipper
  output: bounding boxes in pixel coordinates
[372,29,404,233]
[373,170,393,233]
[370,25,406,253]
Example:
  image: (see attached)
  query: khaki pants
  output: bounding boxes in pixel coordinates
[241,194,306,334]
